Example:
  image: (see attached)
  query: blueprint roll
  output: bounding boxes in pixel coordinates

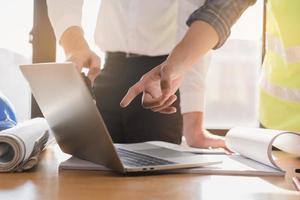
[0,118,50,172]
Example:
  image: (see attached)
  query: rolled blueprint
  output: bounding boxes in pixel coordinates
[0,118,49,172]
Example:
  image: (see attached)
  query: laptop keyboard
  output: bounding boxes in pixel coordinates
[117,148,176,167]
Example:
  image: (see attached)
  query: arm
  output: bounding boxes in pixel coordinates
[47,0,100,82]
[120,20,218,112]
[180,0,256,148]
[160,0,257,81]
[180,55,226,148]
[120,0,256,113]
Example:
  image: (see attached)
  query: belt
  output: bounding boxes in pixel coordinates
[106,51,145,58]
[106,51,168,59]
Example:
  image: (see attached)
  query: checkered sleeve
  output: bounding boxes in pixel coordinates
[186,0,257,49]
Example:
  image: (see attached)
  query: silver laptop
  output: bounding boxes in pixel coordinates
[20,63,220,174]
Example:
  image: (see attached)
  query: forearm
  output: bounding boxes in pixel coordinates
[47,0,99,82]
[166,20,218,73]
[165,0,256,87]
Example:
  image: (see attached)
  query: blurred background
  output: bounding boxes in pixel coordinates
[0,0,263,130]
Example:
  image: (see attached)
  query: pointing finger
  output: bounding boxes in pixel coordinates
[120,81,144,108]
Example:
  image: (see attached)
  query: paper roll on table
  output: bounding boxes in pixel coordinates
[0,118,50,172]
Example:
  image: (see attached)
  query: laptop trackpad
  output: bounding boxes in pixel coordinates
[137,148,192,159]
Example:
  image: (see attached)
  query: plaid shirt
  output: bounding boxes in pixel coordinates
[187,0,257,49]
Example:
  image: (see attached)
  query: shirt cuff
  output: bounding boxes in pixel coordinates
[179,54,211,114]
[180,87,206,114]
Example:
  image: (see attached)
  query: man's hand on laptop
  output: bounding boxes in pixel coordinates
[60,26,101,85]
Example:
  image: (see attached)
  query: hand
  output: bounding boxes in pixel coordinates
[186,129,227,149]
[186,129,233,153]
[60,26,101,84]
[120,21,219,113]
[120,60,185,114]
[66,48,101,84]
[183,112,228,150]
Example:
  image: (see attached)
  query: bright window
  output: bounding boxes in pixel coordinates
[204,1,263,129]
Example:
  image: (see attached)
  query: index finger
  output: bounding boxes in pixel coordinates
[120,81,144,108]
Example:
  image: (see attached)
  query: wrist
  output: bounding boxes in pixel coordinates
[60,26,90,56]
[183,112,204,140]
[164,45,193,77]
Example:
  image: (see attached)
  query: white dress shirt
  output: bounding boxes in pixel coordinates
[47,0,210,113]
[177,0,210,113]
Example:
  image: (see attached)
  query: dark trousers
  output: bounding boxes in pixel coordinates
[93,52,183,144]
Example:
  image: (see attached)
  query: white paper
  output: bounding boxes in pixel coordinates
[0,118,49,172]
[59,154,284,176]
[59,156,110,171]
[273,132,300,157]
[225,127,300,170]
[59,128,299,176]
[178,155,284,176]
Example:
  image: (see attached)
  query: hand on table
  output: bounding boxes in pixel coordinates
[186,129,227,149]
[186,130,233,153]
[183,112,231,152]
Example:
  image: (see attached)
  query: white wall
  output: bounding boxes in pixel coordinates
[0,49,31,121]
[0,0,33,121]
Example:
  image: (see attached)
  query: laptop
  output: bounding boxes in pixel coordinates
[20,63,221,174]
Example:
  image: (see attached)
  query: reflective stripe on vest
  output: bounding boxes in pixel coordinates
[267,34,300,64]
[260,71,300,103]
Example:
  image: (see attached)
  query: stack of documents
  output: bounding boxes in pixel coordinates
[60,127,300,176]
[176,127,300,176]
[0,118,50,172]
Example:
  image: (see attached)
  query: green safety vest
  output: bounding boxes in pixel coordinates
[260,0,300,132]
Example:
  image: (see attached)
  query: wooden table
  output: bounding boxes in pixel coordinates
[0,145,299,200]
